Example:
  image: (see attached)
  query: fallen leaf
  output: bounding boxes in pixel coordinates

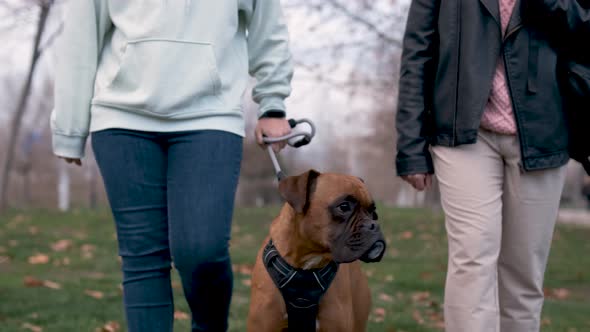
[29,226,39,235]
[373,307,386,322]
[51,239,73,252]
[96,321,120,332]
[541,318,552,326]
[0,255,10,264]
[544,288,570,300]
[412,310,425,325]
[420,272,433,281]
[384,275,394,282]
[28,253,50,265]
[8,240,18,247]
[62,257,71,266]
[365,269,374,277]
[238,264,252,276]
[378,293,394,303]
[81,244,96,259]
[43,280,62,290]
[21,322,42,332]
[24,276,44,287]
[174,310,190,320]
[241,279,252,287]
[0,246,7,253]
[411,291,431,303]
[388,248,399,258]
[400,231,414,240]
[85,290,105,299]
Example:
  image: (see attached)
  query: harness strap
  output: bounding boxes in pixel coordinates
[263,240,339,332]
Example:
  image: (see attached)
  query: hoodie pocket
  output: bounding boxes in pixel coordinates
[93,39,224,118]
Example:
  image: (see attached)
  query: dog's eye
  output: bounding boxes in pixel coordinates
[372,211,379,220]
[337,202,352,213]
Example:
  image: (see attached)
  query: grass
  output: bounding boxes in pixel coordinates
[0,207,589,332]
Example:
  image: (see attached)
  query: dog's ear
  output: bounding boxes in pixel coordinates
[279,169,320,214]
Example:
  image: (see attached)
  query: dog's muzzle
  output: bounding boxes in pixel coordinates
[360,238,386,263]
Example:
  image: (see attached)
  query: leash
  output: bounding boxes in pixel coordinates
[262,118,316,181]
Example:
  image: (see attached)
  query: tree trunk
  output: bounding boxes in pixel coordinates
[0,2,51,211]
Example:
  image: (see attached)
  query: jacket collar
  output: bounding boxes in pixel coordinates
[479,0,522,34]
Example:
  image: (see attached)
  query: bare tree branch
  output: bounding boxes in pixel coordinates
[323,0,402,48]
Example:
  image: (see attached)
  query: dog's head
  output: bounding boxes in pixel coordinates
[279,170,386,264]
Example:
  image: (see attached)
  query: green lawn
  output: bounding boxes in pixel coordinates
[1,207,589,332]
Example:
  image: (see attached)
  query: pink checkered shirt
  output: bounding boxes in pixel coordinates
[480,0,518,135]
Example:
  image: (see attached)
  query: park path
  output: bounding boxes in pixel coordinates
[558,208,590,227]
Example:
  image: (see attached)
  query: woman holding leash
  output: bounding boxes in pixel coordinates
[396,0,589,331]
[51,1,293,331]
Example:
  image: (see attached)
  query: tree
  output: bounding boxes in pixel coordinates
[0,0,55,211]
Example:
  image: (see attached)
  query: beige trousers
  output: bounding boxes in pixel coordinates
[431,130,567,332]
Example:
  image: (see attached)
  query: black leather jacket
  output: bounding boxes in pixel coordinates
[395,0,590,176]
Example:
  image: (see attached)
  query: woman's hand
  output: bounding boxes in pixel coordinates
[255,118,292,153]
[401,173,433,191]
[59,157,82,166]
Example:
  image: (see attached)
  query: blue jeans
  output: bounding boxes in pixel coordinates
[92,129,242,332]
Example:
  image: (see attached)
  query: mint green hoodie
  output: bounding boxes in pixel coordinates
[51,0,294,159]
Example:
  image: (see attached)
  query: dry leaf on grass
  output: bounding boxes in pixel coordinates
[378,293,394,303]
[96,321,120,332]
[0,255,10,264]
[412,310,425,325]
[85,290,105,299]
[373,307,386,323]
[23,276,62,290]
[28,254,50,265]
[42,280,62,290]
[81,244,97,259]
[384,275,394,282]
[24,276,44,287]
[541,318,552,326]
[22,322,42,332]
[411,291,431,303]
[400,231,414,240]
[51,239,73,252]
[28,226,39,235]
[174,311,190,320]
[544,288,570,300]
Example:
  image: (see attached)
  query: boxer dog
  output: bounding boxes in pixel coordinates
[247,170,386,332]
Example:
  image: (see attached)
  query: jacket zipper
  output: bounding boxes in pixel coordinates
[504,23,523,42]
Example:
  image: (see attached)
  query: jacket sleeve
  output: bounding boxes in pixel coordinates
[246,0,294,118]
[395,0,439,176]
[51,0,111,159]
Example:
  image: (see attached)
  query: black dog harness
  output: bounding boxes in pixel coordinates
[263,240,339,332]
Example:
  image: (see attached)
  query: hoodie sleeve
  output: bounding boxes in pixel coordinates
[51,0,111,159]
[246,0,294,118]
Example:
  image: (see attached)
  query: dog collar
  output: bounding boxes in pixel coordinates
[262,239,339,332]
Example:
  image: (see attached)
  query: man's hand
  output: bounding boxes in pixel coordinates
[401,173,433,191]
[59,157,82,166]
[255,118,292,153]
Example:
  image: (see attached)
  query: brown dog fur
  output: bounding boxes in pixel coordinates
[246,171,378,332]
